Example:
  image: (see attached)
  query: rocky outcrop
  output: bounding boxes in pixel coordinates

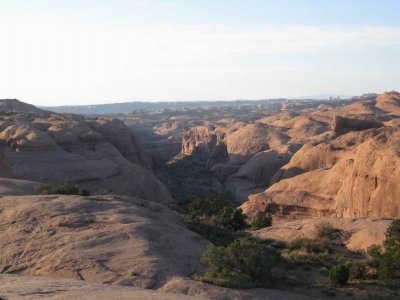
[0,100,172,203]
[335,127,400,218]
[375,91,400,115]
[0,178,40,195]
[224,123,293,164]
[252,217,393,251]
[181,126,217,156]
[0,274,200,300]
[0,194,208,289]
[0,99,49,114]
[232,150,291,186]
[257,113,330,143]
[0,194,316,300]
[331,115,383,136]
[242,126,400,220]
[0,273,314,300]
[88,117,151,169]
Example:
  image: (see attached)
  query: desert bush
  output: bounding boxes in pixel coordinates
[216,206,248,231]
[35,183,53,195]
[349,262,367,280]
[197,239,277,288]
[186,197,248,231]
[251,212,272,230]
[281,249,329,267]
[36,182,89,196]
[367,220,400,283]
[314,221,340,240]
[53,182,80,195]
[186,197,226,223]
[290,237,322,253]
[329,263,349,286]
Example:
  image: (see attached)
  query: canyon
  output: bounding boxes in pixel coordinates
[0,92,399,299]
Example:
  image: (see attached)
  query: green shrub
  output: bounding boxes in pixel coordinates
[329,264,349,286]
[349,262,367,280]
[251,213,272,230]
[35,183,53,195]
[216,206,248,231]
[36,182,89,196]
[192,273,256,289]
[186,197,226,224]
[282,249,329,267]
[367,220,400,282]
[54,182,79,195]
[186,197,248,231]
[197,239,277,288]
[314,221,340,240]
[290,237,322,253]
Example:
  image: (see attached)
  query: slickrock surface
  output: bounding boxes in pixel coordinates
[0,195,207,289]
[0,178,40,195]
[0,100,172,203]
[239,92,400,219]
[0,274,204,300]
[252,217,392,251]
[0,195,315,300]
[242,126,400,219]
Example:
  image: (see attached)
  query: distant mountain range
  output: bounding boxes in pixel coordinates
[40,93,378,115]
[40,99,287,114]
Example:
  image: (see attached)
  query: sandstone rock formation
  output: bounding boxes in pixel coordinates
[331,115,383,136]
[0,99,49,114]
[0,272,315,300]
[181,126,221,157]
[375,90,400,115]
[242,126,400,220]
[224,123,292,164]
[0,178,40,195]
[0,194,315,300]
[0,100,172,203]
[0,194,207,289]
[0,274,201,300]
[252,217,392,251]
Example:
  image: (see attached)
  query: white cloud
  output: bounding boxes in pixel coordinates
[0,14,399,104]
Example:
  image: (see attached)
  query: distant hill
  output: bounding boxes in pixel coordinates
[41,99,292,114]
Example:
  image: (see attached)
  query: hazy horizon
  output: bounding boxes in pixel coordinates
[1,0,400,106]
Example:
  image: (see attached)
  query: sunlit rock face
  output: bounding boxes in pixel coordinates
[0,99,172,203]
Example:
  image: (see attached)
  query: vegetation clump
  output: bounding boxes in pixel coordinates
[367,219,400,283]
[36,182,91,196]
[329,263,349,286]
[250,212,272,230]
[281,222,341,268]
[194,239,277,288]
[186,196,248,231]
[315,221,340,240]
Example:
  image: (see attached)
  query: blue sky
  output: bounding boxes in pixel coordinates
[1,0,400,105]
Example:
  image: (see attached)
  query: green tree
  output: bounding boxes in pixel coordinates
[329,264,349,286]
[251,212,272,230]
[186,197,226,223]
[200,239,276,286]
[216,207,248,231]
[314,221,340,240]
[367,220,400,282]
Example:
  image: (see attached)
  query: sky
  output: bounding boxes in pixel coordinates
[1,0,400,106]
